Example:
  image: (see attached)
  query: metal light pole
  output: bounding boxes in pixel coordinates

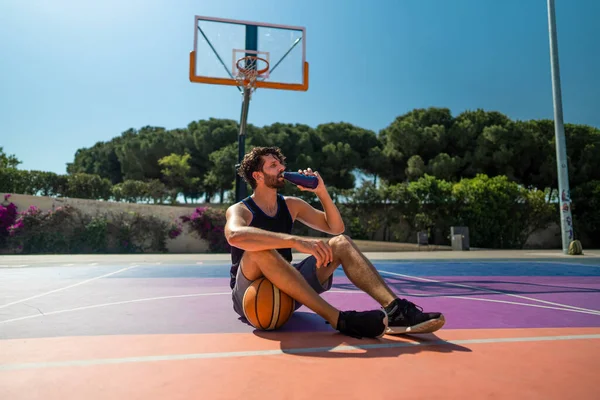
[547,0,574,254]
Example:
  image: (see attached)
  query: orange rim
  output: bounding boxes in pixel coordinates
[236,56,270,77]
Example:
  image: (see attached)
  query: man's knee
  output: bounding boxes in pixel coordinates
[240,250,279,280]
[329,234,353,251]
[328,234,358,263]
[243,249,278,262]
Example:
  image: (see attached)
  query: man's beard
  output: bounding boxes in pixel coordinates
[264,173,285,189]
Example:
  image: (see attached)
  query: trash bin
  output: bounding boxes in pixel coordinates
[450,226,470,250]
[417,231,428,246]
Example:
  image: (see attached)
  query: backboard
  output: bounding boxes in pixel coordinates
[189,16,308,91]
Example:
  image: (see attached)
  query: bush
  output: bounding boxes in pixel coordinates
[571,180,600,248]
[112,179,169,204]
[8,205,80,253]
[0,194,18,248]
[406,175,457,243]
[103,210,172,253]
[336,174,557,249]
[180,206,230,253]
[1,198,175,254]
[452,174,556,248]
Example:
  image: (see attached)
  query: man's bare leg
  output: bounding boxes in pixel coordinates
[316,234,397,307]
[315,234,445,334]
[240,249,341,328]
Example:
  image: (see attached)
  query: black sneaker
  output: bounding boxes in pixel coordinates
[335,310,388,339]
[385,298,445,334]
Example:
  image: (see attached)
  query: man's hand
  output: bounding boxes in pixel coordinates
[295,168,326,195]
[286,166,346,236]
[293,237,333,268]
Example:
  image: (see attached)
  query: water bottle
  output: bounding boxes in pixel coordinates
[282,172,319,189]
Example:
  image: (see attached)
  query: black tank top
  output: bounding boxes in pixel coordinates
[229,194,294,289]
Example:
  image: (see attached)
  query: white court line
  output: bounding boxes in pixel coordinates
[374,260,600,269]
[375,260,600,265]
[434,295,600,315]
[3,286,598,325]
[0,292,230,324]
[526,261,600,268]
[379,270,600,315]
[0,265,138,310]
[1,333,599,371]
[331,290,600,315]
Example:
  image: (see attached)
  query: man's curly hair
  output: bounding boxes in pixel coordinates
[237,146,286,189]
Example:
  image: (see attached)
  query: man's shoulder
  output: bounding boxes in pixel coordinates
[281,194,300,201]
[226,201,251,216]
[281,195,301,206]
[282,195,308,205]
[281,195,311,218]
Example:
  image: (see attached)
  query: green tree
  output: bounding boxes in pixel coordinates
[0,147,21,169]
[158,153,198,203]
[378,107,452,183]
[67,141,123,184]
[205,144,238,203]
[116,127,185,182]
[405,155,426,181]
[65,173,112,200]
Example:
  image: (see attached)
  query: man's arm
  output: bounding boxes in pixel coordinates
[287,189,345,236]
[225,203,298,251]
[226,202,335,267]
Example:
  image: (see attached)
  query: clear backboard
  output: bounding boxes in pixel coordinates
[189,16,308,91]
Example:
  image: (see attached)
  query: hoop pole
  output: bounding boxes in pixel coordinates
[235,88,251,202]
[235,25,259,202]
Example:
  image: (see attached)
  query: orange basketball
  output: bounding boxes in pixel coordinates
[242,277,295,330]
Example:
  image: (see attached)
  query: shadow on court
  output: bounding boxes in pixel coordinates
[250,312,472,359]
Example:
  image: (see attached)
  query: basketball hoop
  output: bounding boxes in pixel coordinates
[235,55,269,93]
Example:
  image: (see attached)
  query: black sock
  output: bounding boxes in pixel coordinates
[384,298,400,317]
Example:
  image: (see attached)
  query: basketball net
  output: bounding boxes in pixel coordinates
[235,56,269,96]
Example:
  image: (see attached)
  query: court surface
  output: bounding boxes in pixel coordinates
[1,252,600,399]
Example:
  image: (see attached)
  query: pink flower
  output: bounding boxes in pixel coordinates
[8,219,24,236]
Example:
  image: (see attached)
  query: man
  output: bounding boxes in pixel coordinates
[224,146,445,339]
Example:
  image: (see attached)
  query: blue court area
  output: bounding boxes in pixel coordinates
[106,259,600,279]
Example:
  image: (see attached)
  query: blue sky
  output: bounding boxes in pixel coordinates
[1,0,599,175]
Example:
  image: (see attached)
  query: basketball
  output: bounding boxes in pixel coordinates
[242,277,295,330]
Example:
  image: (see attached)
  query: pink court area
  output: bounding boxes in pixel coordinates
[1,327,599,400]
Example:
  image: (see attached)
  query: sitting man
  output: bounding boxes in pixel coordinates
[224,146,445,339]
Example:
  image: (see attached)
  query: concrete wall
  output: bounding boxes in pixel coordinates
[1,193,209,253]
[523,223,562,249]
